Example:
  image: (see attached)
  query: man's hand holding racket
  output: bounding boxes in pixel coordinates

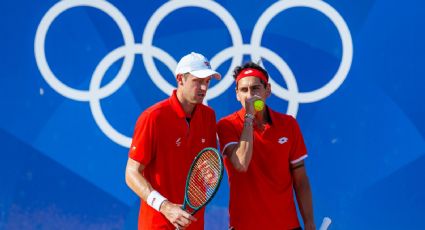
[159,201,197,229]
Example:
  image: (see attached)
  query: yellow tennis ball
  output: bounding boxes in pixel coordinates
[254,100,264,111]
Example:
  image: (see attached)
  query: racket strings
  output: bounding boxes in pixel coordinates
[188,169,217,202]
[188,168,218,206]
[187,150,221,207]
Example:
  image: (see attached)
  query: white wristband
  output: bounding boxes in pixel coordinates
[146,190,167,212]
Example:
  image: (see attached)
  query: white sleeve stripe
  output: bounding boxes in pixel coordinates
[222,142,238,154]
[290,154,308,164]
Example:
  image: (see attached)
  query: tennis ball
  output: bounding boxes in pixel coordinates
[254,100,264,111]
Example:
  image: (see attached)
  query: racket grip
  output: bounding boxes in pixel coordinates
[319,217,332,230]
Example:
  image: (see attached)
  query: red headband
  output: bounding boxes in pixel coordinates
[235,68,268,83]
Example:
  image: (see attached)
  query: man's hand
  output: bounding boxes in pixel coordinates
[159,200,197,229]
[304,221,316,230]
[244,95,262,116]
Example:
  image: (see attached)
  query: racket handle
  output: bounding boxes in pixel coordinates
[319,217,332,230]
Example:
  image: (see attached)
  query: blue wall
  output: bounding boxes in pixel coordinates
[1,0,424,229]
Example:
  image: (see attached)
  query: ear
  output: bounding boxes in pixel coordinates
[265,83,271,98]
[235,87,241,102]
[176,74,183,86]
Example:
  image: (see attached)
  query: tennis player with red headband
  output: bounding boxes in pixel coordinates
[217,62,315,230]
[125,52,221,230]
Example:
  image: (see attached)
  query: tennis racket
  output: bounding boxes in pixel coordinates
[181,147,224,215]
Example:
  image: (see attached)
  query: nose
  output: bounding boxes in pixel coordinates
[247,89,256,98]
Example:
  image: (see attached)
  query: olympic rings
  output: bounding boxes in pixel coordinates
[34,0,353,147]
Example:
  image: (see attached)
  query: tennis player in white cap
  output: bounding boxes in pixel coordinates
[126,52,221,230]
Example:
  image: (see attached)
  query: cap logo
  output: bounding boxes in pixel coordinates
[244,69,253,74]
[204,61,211,68]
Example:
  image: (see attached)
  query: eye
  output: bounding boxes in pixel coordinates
[239,87,248,92]
[253,86,260,90]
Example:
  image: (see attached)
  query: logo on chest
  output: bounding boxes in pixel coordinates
[278,137,288,144]
[176,137,181,147]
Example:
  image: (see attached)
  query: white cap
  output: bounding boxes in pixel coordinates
[174,52,221,80]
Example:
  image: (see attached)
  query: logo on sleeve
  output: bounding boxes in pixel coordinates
[278,137,288,144]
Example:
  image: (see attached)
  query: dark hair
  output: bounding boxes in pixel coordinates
[232,61,269,88]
